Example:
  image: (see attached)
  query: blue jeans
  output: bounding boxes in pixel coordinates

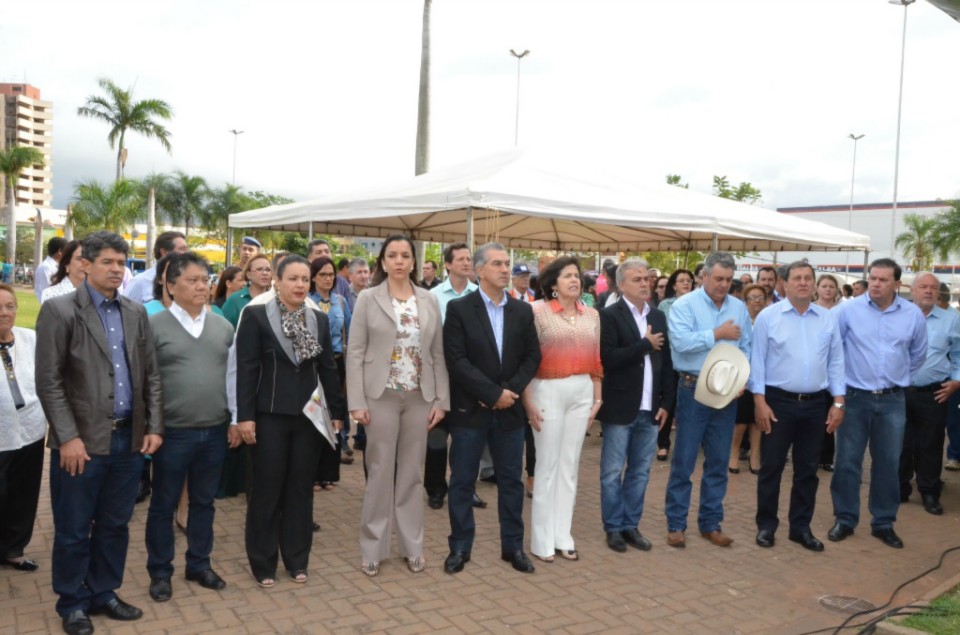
[447,416,525,554]
[665,381,737,533]
[830,389,906,530]
[145,424,228,580]
[600,412,658,533]
[946,391,960,461]
[50,428,143,617]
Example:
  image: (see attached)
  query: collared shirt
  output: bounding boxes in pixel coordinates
[835,294,927,390]
[623,297,654,411]
[911,304,960,386]
[432,277,478,321]
[748,300,845,396]
[34,255,58,301]
[86,282,133,419]
[478,287,507,362]
[169,301,207,339]
[345,284,361,313]
[508,288,535,303]
[121,266,157,303]
[667,286,752,374]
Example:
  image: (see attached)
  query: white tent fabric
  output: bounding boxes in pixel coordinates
[229,149,870,254]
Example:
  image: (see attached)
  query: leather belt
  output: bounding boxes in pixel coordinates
[906,380,947,393]
[679,372,699,383]
[848,386,902,396]
[111,416,132,431]
[766,386,825,402]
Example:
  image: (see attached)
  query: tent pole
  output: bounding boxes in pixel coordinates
[711,233,718,252]
[308,222,314,243]
[225,229,233,267]
[466,208,474,253]
[863,249,869,279]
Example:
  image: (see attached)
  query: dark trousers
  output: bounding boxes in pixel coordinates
[756,390,827,534]
[900,386,947,498]
[424,420,449,497]
[50,428,143,617]
[524,421,536,477]
[0,438,44,560]
[448,417,525,553]
[246,413,321,580]
[145,424,228,580]
[657,372,679,451]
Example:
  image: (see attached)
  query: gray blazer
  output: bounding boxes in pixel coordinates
[35,283,164,455]
[346,282,449,411]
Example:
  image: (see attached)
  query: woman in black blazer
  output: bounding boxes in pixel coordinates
[235,256,346,587]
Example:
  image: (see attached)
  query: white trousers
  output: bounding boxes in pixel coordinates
[529,374,593,558]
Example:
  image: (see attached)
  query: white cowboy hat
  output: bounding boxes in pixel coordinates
[695,343,751,410]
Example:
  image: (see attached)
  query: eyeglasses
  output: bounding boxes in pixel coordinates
[746,294,766,302]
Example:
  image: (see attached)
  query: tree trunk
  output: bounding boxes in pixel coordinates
[414,0,431,177]
[5,194,15,268]
[116,147,123,181]
[146,187,157,268]
[63,204,73,241]
[33,209,43,280]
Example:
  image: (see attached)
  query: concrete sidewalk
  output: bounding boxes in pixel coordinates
[3,435,960,634]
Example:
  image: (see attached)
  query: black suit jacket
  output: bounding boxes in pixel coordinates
[235,304,346,423]
[443,290,542,431]
[597,298,675,424]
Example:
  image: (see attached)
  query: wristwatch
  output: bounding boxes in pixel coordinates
[833,402,845,411]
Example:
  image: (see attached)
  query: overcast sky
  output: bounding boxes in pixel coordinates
[2,0,958,212]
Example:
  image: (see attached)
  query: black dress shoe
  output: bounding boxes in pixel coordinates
[621,528,652,551]
[185,568,227,590]
[471,493,488,509]
[755,529,775,548]
[443,551,470,574]
[788,531,824,552]
[501,551,535,573]
[149,577,172,602]
[606,531,627,553]
[819,463,834,472]
[428,493,444,510]
[88,597,143,621]
[1,558,38,571]
[871,527,904,549]
[922,494,944,516]
[312,521,321,532]
[479,474,497,484]
[62,610,94,635]
[827,521,854,542]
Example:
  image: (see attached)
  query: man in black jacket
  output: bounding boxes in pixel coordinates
[598,260,675,553]
[442,243,542,574]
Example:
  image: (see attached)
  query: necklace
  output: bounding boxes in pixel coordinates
[562,312,577,325]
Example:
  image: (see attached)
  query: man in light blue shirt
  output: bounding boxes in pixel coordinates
[121,232,187,304]
[749,262,845,552]
[898,272,960,516]
[664,252,751,549]
[829,258,927,549]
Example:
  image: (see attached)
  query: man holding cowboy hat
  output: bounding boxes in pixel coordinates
[664,252,751,548]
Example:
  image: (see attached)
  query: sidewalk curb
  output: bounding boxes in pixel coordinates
[875,566,960,635]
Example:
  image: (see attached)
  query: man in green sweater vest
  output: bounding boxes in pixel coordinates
[144,253,236,603]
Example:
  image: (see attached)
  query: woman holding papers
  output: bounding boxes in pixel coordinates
[347,235,449,577]
[235,255,345,588]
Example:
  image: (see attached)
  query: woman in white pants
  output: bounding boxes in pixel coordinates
[523,256,602,562]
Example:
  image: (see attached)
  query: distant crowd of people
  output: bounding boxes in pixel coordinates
[2,232,959,635]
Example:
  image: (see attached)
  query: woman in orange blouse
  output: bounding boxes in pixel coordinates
[522,256,602,562]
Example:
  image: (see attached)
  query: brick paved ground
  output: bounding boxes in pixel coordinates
[3,435,960,635]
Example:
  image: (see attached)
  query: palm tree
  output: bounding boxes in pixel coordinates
[139,172,169,267]
[202,184,251,239]
[895,213,938,272]
[932,200,960,261]
[161,171,208,239]
[71,178,145,235]
[0,145,46,266]
[77,77,173,181]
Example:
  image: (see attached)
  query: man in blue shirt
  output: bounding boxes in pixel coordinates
[898,272,960,516]
[665,252,751,548]
[749,262,845,552]
[829,258,927,549]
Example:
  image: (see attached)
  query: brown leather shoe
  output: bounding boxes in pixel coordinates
[701,530,734,547]
[667,531,686,548]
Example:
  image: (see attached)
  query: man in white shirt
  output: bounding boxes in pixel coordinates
[34,237,66,301]
[122,232,188,304]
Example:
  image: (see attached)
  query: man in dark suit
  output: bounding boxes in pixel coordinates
[598,260,675,553]
[36,232,164,635]
[443,242,542,574]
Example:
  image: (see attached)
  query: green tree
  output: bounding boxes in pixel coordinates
[931,200,960,261]
[0,145,46,265]
[161,171,208,238]
[665,174,688,188]
[895,213,938,272]
[71,178,145,235]
[712,175,762,204]
[77,77,173,181]
[0,226,37,268]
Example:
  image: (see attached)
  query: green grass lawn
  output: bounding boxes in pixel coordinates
[13,287,40,329]
[901,584,960,634]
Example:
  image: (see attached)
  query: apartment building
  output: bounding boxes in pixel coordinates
[0,83,53,208]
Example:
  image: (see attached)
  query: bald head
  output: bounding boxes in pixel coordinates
[912,272,940,313]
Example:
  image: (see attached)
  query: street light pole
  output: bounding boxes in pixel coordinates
[509,49,530,146]
[229,129,244,185]
[847,133,865,276]
[889,0,915,261]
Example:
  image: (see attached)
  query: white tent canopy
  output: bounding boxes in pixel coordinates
[229,149,870,254]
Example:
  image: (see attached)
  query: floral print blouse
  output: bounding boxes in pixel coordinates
[387,296,423,391]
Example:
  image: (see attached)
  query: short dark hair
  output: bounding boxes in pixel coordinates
[47,237,67,257]
[757,266,777,280]
[337,257,350,271]
[154,231,185,259]
[729,279,744,294]
[537,255,582,300]
[776,265,788,281]
[307,239,330,253]
[152,252,179,300]
[51,240,82,285]
[694,263,705,278]
[165,252,209,287]
[783,261,815,282]
[424,260,438,270]
[277,254,309,279]
[83,231,129,261]
[309,256,336,293]
[443,242,470,264]
[664,268,694,299]
[371,235,417,287]
[868,257,902,281]
[853,280,868,291]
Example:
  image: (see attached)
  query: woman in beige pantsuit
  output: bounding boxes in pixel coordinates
[347,235,449,577]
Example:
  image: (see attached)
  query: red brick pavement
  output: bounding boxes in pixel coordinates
[3,437,960,634]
